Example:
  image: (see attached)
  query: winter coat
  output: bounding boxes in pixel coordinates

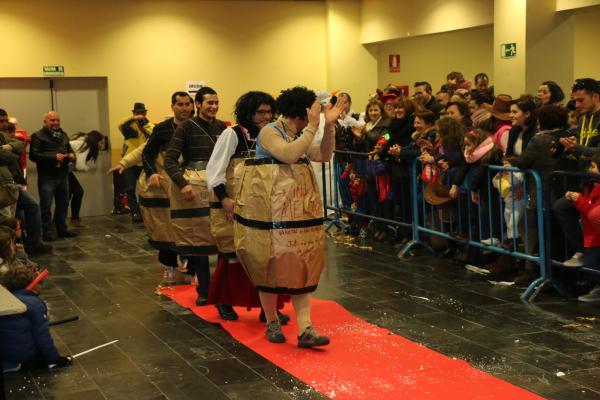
[0,289,60,364]
[29,126,74,177]
[353,118,390,153]
[505,124,537,157]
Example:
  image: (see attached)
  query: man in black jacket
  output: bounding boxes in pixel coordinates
[414,81,444,117]
[29,111,77,241]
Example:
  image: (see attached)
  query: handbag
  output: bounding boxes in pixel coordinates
[0,183,19,208]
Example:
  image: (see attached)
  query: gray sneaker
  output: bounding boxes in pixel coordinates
[297,326,330,348]
[266,321,285,343]
[578,286,600,302]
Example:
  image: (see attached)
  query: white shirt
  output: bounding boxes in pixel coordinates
[70,139,90,172]
[206,127,252,190]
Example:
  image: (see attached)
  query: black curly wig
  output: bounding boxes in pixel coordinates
[234,91,276,128]
[275,86,316,119]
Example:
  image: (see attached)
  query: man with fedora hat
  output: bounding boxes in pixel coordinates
[118,102,154,223]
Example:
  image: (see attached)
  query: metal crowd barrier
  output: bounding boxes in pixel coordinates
[322,149,413,238]
[321,152,551,302]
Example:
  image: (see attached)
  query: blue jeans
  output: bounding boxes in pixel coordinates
[37,175,69,235]
[16,187,43,246]
[122,166,142,214]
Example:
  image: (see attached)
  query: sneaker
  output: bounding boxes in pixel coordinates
[297,326,330,348]
[259,309,290,325]
[2,362,21,373]
[216,304,238,320]
[162,266,176,285]
[266,321,285,343]
[564,253,584,268]
[578,285,600,302]
[69,219,88,229]
[481,238,501,246]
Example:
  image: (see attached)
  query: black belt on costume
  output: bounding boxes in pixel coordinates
[234,213,323,230]
[182,160,208,170]
[244,157,310,166]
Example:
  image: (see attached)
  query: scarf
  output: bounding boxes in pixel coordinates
[464,136,494,163]
[365,117,381,132]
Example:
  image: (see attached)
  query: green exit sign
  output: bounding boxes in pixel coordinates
[501,43,517,59]
[43,66,65,76]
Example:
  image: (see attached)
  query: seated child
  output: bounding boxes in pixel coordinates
[0,265,72,372]
[565,152,600,302]
[492,156,525,247]
[0,218,38,270]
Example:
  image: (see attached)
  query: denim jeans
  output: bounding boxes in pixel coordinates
[16,187,43,245]
[122,166,142,213]
[37,174,70,235]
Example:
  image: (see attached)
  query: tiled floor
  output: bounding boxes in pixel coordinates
[3,215,600,399]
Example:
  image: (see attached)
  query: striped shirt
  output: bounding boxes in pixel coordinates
[164,116,226,188]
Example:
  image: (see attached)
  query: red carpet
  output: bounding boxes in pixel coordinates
[161,285,544,400]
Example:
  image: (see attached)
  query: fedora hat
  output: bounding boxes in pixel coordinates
[424,183,453,206]
[132,102,147,112]
[485,94,512,121]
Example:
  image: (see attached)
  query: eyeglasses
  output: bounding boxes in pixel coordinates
[255,110,273,116]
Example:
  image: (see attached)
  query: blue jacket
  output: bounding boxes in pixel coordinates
[0,289,59,364]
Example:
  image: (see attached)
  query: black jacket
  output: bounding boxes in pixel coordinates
[425,97,444,117]
[29,127,74,176]
[505,124,537,157]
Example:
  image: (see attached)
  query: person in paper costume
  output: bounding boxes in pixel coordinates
[234,86,347,348]
[206,91,290,322]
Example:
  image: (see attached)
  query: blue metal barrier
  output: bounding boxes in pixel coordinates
[322,149,413,238]
[400,160,548,301]
[321,152,553,302]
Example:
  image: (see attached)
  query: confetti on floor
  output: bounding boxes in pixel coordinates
[162,285,544,400]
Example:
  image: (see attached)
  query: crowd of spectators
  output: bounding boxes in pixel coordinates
[332,73,600,301]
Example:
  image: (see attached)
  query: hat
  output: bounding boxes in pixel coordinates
[132,102,147,112]
[486,94,512,121]
[380,93,398,104]
[424,183,452,206]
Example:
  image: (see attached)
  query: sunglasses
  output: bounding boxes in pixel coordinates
[572,80,600,93]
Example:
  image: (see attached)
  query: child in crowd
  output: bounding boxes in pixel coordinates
[492,156,525,247]
[450,129,503,242]
[0,224,19,273]
[565,152,600,302]
[0,266,72,372]
[0,218,38,270]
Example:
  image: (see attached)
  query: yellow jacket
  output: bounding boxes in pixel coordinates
[118,116,154,165]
